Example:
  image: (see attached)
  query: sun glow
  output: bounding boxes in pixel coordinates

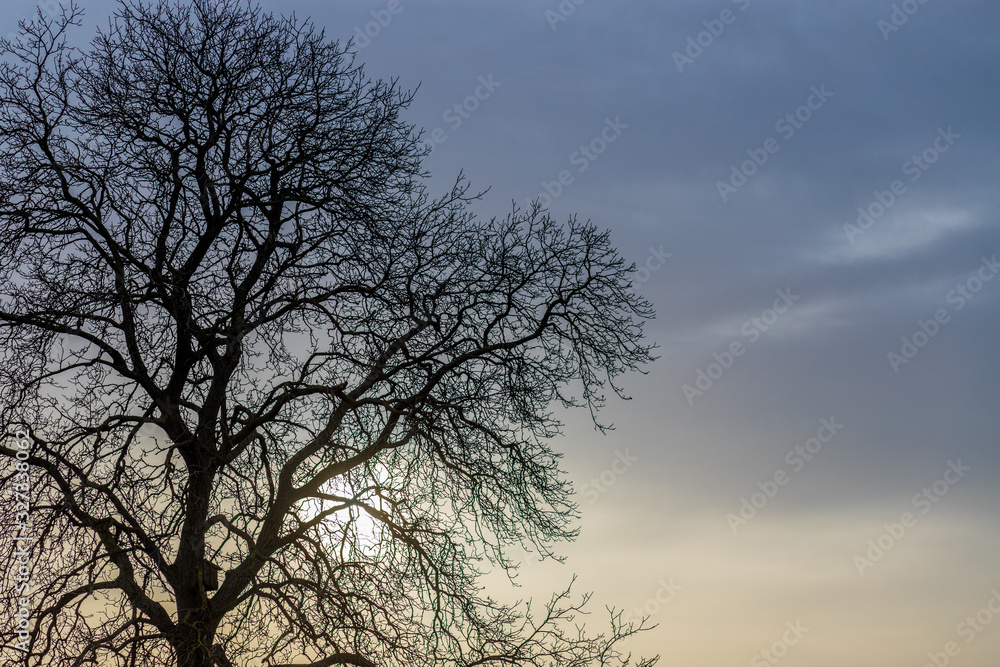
[299,471,391,556]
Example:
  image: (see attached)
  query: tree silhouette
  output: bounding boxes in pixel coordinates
[0,2,656,666]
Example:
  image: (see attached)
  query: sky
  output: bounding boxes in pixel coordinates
[5,1,999,665]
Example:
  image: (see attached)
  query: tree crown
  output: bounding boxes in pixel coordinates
[0,2,657,665]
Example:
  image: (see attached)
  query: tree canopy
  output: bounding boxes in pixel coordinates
[0,2,657,666]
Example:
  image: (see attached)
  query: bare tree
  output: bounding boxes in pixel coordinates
[0,2,657,666]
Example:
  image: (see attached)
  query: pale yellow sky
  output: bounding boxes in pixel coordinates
[489,499,1000,666]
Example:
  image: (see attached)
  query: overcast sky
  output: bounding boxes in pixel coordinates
[6,1,999,664]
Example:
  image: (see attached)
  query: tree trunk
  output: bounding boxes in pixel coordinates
[173,615,219,667]
[176,640,215,667]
